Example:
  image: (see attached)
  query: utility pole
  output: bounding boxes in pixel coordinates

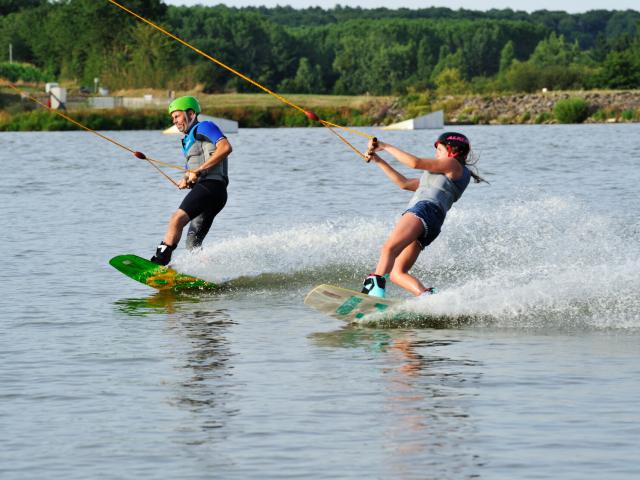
[9,43,13,63]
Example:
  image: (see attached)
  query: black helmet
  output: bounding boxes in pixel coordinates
[434,132,470,158]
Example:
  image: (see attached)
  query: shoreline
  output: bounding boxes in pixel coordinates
[1,90,638,131]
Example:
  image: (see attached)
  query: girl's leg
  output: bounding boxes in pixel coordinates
[375,213,424,275]
[390,241,427,296]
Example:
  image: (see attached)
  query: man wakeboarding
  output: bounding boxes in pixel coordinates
[150,96,232,266]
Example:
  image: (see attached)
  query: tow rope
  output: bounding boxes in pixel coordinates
[107,0,376,161]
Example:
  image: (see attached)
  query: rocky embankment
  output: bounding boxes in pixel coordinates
[444,90,640,124]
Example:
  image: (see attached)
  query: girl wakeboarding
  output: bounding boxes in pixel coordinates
[361,132,486,298]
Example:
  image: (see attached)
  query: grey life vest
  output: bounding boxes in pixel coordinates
[182,121,229,184]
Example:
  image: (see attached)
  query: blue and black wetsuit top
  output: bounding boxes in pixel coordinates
[182,120,228,184]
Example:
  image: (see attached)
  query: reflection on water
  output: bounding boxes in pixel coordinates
[113,291,202,316]
[309,327,394,352]
[165,307,238,442]
[310,327,483,478]
[115,293,238,442]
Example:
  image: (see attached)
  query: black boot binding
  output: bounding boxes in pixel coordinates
[150,241,176,266]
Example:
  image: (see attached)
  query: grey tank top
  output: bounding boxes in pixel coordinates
[408,167,471,214]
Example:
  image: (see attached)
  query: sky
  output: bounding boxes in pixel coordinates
[163,0,639,13]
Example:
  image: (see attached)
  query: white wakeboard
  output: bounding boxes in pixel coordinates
[304,284,399,322]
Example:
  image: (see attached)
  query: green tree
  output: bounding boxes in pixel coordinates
[415,37,436,88]
[332,33,369,94]
[431,45,464,82]
[529,32,580,67]
[279,57,324,93]
[504,60,542,92]
[369,41,415,94]
[599,50,640,88]
[499,40,515,71]
[605,11,639,40]
[115,24,177,89]
[460,22,502,78]
[2,3,639,95]
[167,6,298,92]
[17,0,167,84]
[435,67,469,95]
[0,0,45,16]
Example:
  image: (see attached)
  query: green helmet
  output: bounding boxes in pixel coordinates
[168,96,201,115]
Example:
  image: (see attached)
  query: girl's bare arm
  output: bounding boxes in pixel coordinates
[369,153,419,191]
[370,140,462,178]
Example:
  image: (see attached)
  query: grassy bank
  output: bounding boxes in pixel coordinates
[0,90,393,131]
[0,108,169,131]
[0,105,381,131]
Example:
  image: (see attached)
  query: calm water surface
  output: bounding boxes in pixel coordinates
[1,124,639,479]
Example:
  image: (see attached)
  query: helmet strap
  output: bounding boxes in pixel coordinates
[185,110,197,130]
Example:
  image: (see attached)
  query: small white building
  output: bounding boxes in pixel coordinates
[49,86,67,110]
[382,110,444,130]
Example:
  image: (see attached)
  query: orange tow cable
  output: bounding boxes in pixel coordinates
[4,82,183,187]
[107,0,374,160]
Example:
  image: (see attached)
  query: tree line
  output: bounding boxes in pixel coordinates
[1,0,639,95]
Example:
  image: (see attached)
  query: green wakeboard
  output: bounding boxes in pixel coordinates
[304,284,399,322]
[109,254,218,291]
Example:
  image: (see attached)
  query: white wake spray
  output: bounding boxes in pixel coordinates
[174,195,639,329]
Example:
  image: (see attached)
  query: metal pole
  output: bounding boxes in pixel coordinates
[9,43,12,63]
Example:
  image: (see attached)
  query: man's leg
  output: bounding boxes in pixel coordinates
[163,209,190,246]
[185,211,215,250]
[184,182,227,250]
[150,209,190,265]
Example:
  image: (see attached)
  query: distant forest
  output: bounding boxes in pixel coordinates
[1,0,639,94]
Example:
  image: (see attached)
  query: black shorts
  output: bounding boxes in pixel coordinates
[179,179,227,220]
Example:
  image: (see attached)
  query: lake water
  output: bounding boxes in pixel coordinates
[1,124,639,479]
